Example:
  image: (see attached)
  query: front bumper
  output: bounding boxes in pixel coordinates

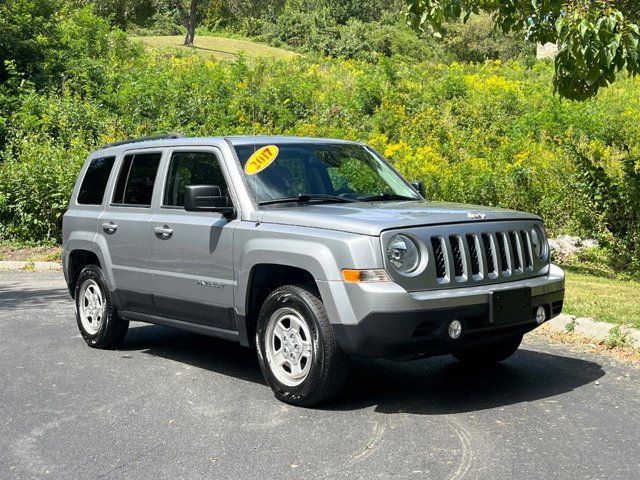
[321,264,565,358]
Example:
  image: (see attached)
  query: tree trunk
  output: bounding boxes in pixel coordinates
[176,0,198,47]
[184,25,195,46]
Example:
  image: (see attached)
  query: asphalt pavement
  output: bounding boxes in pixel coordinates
[1,271,638,480]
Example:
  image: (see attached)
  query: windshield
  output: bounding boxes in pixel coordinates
[234,142,419,205]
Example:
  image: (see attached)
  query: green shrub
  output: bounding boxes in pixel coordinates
[0,3,140,93]
[0,136,86,241]
[440,14,535,63]
[255,9,443,63]
[318,18,444,63]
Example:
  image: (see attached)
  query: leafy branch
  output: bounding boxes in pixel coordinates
[405,1,640,100]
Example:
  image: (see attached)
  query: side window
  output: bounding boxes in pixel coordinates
[112,153,161,206]
[163,152,230,207]
[77,156,115,205]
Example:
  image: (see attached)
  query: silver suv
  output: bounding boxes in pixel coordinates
[63,135,565,406]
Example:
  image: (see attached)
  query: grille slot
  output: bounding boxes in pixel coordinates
[449,235,465,278]
[522,230,534,269]
[466,234,480,276]
[496,233,509,273]
[481,233,496,274]
[510,231,523,271]
[431,237,447,279]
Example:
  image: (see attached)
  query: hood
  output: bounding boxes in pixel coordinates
[256,200,540,236]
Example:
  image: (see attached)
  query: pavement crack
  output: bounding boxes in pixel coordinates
[95,442,165,480]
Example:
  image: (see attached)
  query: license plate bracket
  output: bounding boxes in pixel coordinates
[490,287,532,324]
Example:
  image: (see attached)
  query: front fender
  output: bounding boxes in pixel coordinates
[235,238,338,318]
[233,222,383,320]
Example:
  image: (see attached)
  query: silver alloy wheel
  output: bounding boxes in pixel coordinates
[264,307,313,387]
[79,279,104,335]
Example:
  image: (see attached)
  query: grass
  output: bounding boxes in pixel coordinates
[0,242,62,262]
[563,270,640,329]
[132,35,299,60]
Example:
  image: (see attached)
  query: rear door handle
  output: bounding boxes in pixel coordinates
[101,221,118,234]
[154,225,174,239]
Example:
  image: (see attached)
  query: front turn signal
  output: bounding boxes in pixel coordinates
[342,269,390,283]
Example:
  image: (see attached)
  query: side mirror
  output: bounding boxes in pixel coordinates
[411,181,426,198]
[184,185,235,218]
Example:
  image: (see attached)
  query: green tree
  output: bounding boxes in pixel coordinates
[0,1,136,90]
[174,0,212,46]
[0,0,59,86]
[404,0,640,100]
[72,0,157,28]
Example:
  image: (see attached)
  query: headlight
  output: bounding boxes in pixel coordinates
[387,234,420,273]
[530,225,548,260]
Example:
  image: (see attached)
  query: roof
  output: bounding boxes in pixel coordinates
[92,135,360,158]
[225,135,358,146]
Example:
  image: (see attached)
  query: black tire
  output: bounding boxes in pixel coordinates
[452,334,523,365]
[256,284,349,407]
[74,265,128,349]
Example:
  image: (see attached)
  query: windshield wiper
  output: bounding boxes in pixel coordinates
[358,193,418,202]
[259,193,357,206]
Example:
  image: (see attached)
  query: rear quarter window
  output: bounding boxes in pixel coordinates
[77,156,116,205]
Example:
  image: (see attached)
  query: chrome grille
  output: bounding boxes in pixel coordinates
[427,227,538,286]
[382,220,549,292]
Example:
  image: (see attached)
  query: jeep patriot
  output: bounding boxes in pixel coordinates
[63,135,565,406]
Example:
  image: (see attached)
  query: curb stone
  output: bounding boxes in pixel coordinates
[0,261,62,272]
[542,314,640,349]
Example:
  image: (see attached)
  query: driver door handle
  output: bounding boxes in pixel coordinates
[154,225,174,239]
[101,221,118,234]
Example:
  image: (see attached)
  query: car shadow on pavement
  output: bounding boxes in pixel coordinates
[120,324,266,385]
[121,324,605,414]
[0,284,69,311]
[331,349,606,415]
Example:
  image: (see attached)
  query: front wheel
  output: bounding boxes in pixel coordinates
[452,334,523,365]
[256,284,349,407]
[75,265,129,349]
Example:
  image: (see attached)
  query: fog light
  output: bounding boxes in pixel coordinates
[536,306,547,325]
[448,319,463,339]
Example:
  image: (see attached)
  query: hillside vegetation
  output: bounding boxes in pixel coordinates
[0,4,639,276]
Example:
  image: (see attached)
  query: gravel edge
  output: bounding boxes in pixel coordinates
[541,314,640,349]
[0,261,62,271]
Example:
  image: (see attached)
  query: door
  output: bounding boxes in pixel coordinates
[98,151,163,314]
[149,148,237,330]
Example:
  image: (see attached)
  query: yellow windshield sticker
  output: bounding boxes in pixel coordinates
[244,145,279,175]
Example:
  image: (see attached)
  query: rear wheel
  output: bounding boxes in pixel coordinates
[256,284,349,406]
[75,265,128,349]
[452,334,523,365]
